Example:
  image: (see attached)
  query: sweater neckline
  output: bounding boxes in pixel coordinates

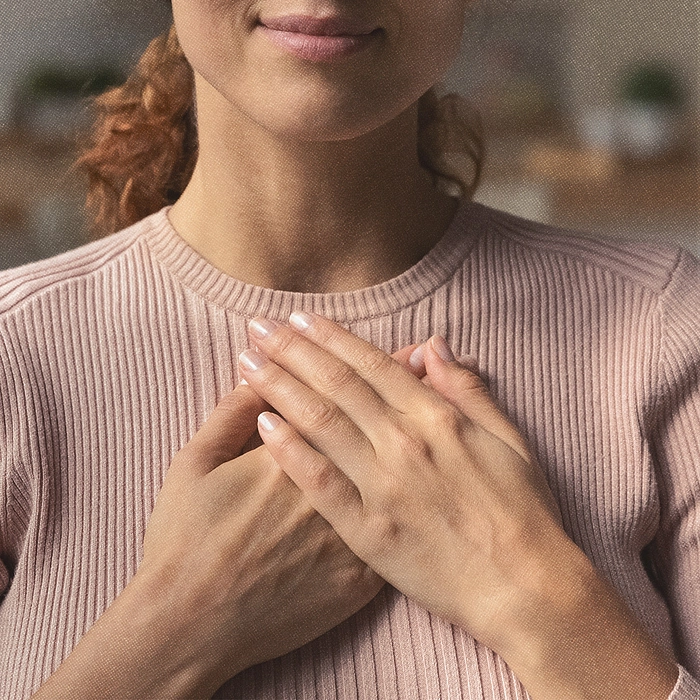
[142,198,484,322]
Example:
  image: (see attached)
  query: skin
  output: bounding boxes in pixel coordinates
[34,347,426,699]
[167,0,465,293]
[241,315,681,699]
[34,0,680,698]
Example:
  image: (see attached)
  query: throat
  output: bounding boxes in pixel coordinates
[244,243,423,294]
[168,171,461,295]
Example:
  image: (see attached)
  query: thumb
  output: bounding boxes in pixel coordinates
[175,384,272,477]
[424,336,531,462]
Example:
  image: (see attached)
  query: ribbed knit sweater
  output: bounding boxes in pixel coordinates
[1,201,699,699]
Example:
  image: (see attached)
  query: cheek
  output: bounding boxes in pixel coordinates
[172,0,252,80]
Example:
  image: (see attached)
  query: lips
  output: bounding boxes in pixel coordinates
[257,14,381,62]
[258,14,379,37]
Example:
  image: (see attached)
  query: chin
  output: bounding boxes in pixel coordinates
[226,78,420,143]
[253,107,394,142]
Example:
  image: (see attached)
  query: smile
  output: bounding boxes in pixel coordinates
[257,14,382,62]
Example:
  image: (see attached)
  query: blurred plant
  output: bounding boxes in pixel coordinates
[13,65,125,146]
[618,62,684,109]
[616,62,685,160]
[24,65,125,99]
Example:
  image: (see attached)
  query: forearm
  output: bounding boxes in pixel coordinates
[31,572,236,700]
[489,533,679,700]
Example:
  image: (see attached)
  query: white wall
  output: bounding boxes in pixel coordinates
[0,0,171,127]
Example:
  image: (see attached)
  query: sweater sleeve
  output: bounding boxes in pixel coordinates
[0,314,31,604]
[646,248,700,699]
[0,327,13,601]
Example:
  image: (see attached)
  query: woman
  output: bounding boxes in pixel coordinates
[0,1,699,698]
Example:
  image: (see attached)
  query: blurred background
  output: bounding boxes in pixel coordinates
[0,0,698,270]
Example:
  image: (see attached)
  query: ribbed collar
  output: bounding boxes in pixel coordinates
[141,198,485,322]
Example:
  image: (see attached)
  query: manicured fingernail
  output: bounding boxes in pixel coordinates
[239,349,267,371]
[409,343,426,369]
[431,335,455,362]
[289,311,313,331]
[249,317,278,339]
[258,412,281,432]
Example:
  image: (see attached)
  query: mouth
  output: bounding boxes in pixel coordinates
[256,14,382,62]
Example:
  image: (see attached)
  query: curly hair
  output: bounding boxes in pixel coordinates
[76,24,485,239]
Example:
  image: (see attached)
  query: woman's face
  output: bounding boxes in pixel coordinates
[171,0,470,141]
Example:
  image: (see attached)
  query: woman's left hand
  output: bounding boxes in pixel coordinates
[238,311,570,651]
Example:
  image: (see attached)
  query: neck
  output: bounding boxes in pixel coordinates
[169,76,460,294]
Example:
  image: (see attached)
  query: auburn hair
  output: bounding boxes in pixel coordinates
[76,25,485,239]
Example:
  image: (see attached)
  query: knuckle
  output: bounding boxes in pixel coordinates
[300,400,341,434]
[364,510,400,554]
[356,349,394,378]
[430,403,468,434]
[275,430,300,459]
[499,513,539,555]
[303,457,335,492]
[175,442,227,472]
[390,426,433,463]
[313,360,357,395]
[456,371,490,397]
[313,321,344,347]
[268,327,297,355]
[374,477,402,511]
[213,390,252,417]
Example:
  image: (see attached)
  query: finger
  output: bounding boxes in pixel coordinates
[246,317,403,442]
[423,337,531,461]
[392,343,427,379]
[256,410,363,528]
[175,384,272,476]
[238,348,377,481]
[408,343,479,376]
[253,312,438,419]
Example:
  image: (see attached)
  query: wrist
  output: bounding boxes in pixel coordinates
[35,570,236,699]
[487,533,678,699]
[125,571,232,694]
[128,567,250,689]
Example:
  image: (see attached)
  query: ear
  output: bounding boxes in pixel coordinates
[423,337,531,462]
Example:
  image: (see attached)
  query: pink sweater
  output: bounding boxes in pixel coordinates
[1,201,699,699]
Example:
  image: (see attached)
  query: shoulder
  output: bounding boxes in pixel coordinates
[473,202,687,296]
[473,202,700,381]
[0,209,165,320]
[656,247,700,376]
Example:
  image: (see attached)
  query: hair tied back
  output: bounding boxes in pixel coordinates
[76,25,198,238]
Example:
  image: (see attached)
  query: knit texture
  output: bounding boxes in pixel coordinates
[1,201,699,699]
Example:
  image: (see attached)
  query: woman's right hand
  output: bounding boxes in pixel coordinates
[33,343,422,699]
[135,380,385,690]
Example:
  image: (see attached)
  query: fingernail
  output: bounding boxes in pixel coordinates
[239,349,267,371]
[289,311,313,331]
[409,343,426,369]
[431,335,455,362]
[249,317,278,340]
[258,412,281,432]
